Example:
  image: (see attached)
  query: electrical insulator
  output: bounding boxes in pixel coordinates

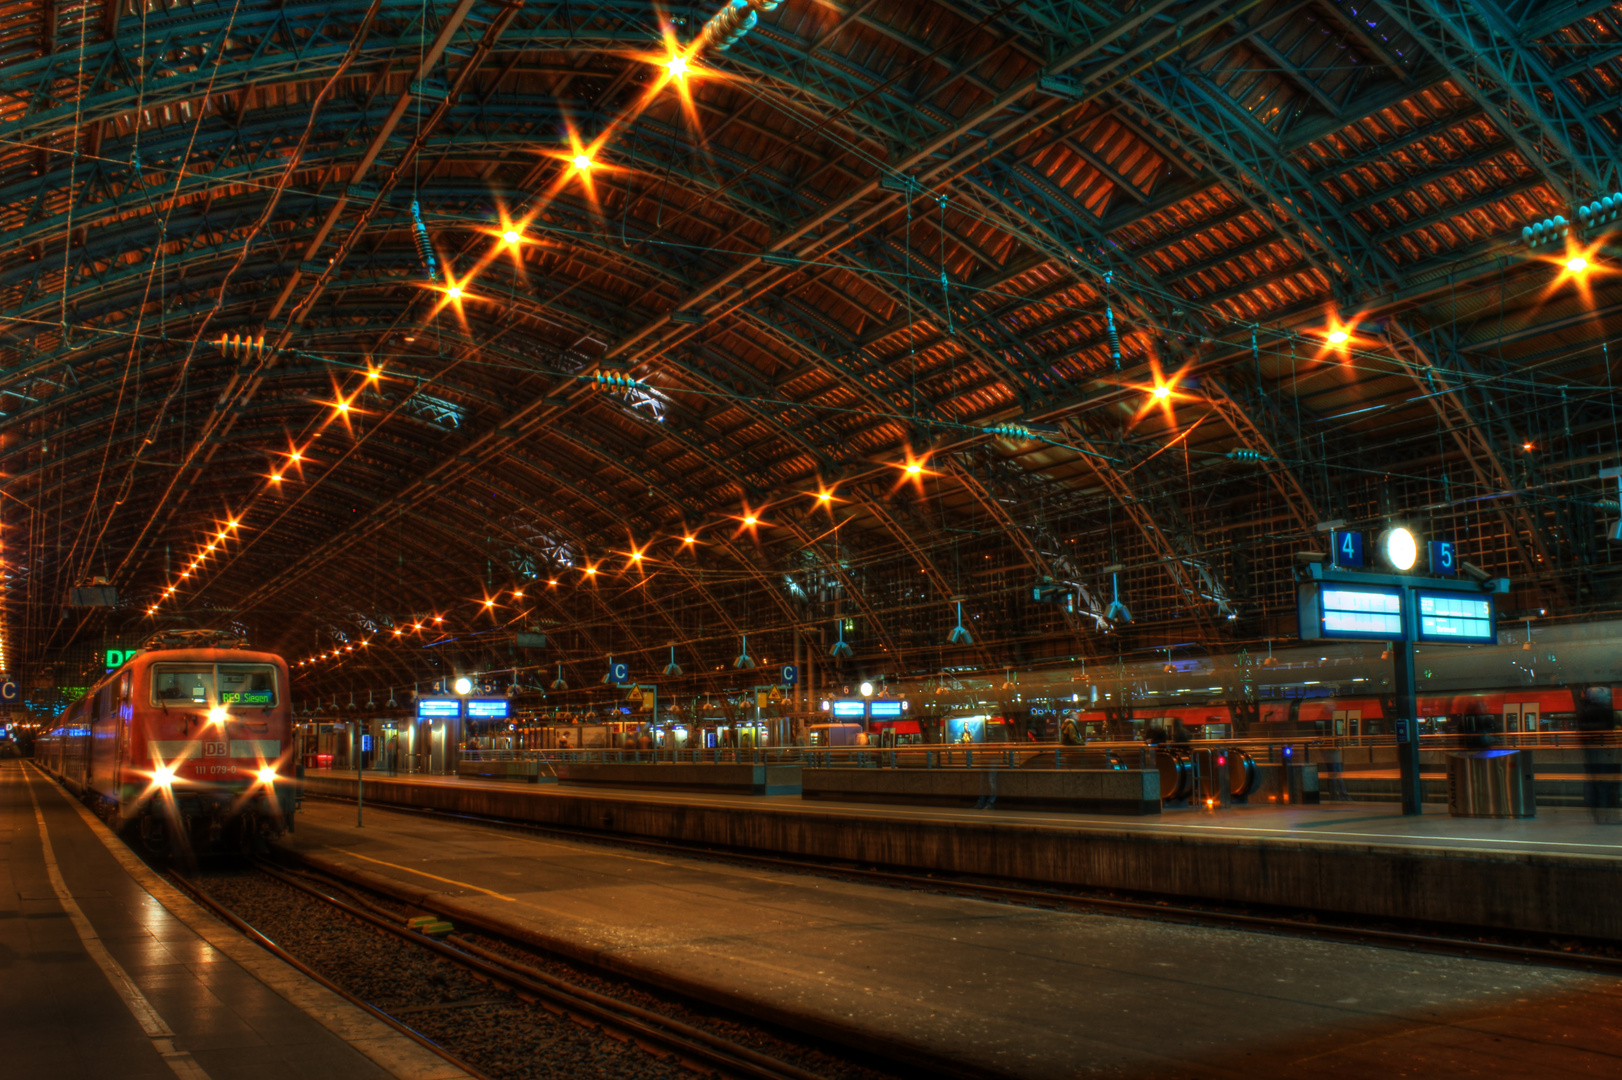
[985,424,1033,440]
[1576,191,1622,231]
[411,200,439,282]
[1225,448,1271,463]
[1520,214,1569,248]
[700,0,779,53]
[594,371,649,391]
[214,333,270,360]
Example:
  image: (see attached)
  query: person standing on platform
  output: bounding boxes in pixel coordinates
[1576,686,1620,823]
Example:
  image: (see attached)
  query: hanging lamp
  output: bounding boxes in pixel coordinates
[603,654,619,685]
[663,645,683,676]
[733,635,756,669]
[829,620,854,659]
[948,600,973,645]
[386,687,399,709]
[550,663,568,691]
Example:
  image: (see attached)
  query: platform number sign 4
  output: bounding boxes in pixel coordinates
[1332,530,1363,568]
[1429,540,1457,575]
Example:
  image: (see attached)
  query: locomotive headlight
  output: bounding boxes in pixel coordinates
[153,766,176,787]
[208,705,229,724]
[257,767,277,785]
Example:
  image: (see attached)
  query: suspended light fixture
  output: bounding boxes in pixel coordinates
[948,600,973,645]
[1261,641,1278,667]
[550,663,568,691]
[1001,669,1018,691]
[829,621,853,659]
[734,635,756,669]
[386,687,399,709]
[602,655,619,685]
[663,645,683,677]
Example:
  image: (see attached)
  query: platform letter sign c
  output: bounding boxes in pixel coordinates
[1429,540,1457,575]
[781,664,798,686]
[610,661,629,684]
[0,681,16,703]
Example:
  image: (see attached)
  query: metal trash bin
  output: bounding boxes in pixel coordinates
[1446,749,1536,818]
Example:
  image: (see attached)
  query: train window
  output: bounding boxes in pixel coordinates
[148,664,279,707]
[152,666,215,704]
[217,664,278,706]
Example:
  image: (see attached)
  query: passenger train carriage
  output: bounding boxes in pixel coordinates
[35,633,295,853]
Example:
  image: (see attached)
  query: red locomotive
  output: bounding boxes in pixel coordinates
[34,631,296,853]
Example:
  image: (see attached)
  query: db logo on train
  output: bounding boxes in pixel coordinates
[203,741,228,757]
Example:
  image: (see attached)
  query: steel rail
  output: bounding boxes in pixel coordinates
[161,869,499,1080]
[235,860,838,1080]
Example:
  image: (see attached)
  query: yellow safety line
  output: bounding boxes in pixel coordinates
[336,848,517,901]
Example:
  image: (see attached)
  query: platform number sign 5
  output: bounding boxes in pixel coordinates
[203,741,227,757]
[1429,540,1457,575]
[1331,530,1363,568]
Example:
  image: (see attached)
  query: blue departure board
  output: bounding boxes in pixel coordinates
[416,697,461,719]
[1415,590,1495,644]
[466,698,510,719]
[1300,583,1404,640]
[831,700,865,718]
[869,700,903,718]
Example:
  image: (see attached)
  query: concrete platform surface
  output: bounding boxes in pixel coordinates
[1,762,471,1080]
[281,796,1622,1079]
[304,771,1622,941]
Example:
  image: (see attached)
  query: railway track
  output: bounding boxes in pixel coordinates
[167,861,896,1080]
[302,792,1622,976]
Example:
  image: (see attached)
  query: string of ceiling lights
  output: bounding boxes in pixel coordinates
[97,0,1609,644]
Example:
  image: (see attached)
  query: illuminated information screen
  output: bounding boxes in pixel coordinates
[1319,585,1403,638]
[1416,590,1495,644]
[466,698,510,719]
[416,697,461,719]
[831,700,865,718]
[869,701,903,718]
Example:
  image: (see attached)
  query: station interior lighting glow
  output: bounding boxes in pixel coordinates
[1380,526,1419,571]
[454,676,473,695]
[257,767,277,784]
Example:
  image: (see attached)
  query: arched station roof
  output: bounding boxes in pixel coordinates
[3,0,1621,697]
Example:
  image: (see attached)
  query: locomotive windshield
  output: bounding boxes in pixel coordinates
[151,663,279,707]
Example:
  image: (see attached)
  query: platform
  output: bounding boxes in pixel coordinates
[1,762,471,1080]
[278,793,1622,1080]
[303,769,1622,942]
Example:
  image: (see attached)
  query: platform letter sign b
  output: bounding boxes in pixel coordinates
[1429,540,1457,575]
